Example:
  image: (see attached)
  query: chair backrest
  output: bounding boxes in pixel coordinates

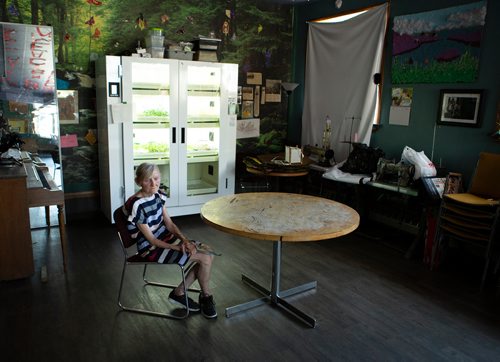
[469,152,500,200]
[113,206,136,248]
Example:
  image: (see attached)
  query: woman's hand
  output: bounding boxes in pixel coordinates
[182,241,197,255]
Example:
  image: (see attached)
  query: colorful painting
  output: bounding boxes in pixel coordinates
[392,1,486,84]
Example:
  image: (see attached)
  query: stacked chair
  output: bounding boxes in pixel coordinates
[431,152,500,290]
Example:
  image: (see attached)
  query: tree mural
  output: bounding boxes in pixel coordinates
[1,0,293,192]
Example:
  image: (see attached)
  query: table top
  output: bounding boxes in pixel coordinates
[200,192,359,242]
[246,167,309,178]
[245,153,312,177]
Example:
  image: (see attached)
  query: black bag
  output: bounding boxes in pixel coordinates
[340,143,385,174]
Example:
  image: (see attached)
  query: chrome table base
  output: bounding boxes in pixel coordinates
[225,240,318,328]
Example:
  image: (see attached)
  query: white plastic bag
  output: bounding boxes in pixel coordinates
[401,146,436,180]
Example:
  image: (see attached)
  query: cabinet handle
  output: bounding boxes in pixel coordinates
[181,127,185,144]
[172,127,176,143]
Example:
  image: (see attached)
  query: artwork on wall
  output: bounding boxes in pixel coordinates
[241,101,254,119]
[392,1,487,84]
[242,87,253,101]
[265,79,281,102]
[389,87,413,126]
[247,72,262,85]
[237,118,260,139]
[7,119,27,133]
[57,90,79,124]
[8,101,29,114]
[437,89,483,127]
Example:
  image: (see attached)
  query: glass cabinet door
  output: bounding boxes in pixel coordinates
[122,58,179,201]
[182,63,221,197]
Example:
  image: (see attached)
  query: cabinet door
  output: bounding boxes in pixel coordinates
[178,61,225,205]
[121,57,179,204]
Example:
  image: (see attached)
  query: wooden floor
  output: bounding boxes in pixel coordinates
[2,209,500,361]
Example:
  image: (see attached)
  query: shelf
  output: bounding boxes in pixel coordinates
[187,179,217,195]
[187,87,220,95]
[187,156,219,163]
[134,116,170,128]
[133,156,170,166]
[133,84,170,91]
[134,151,169,158]
[187,116,220,126]
[187,149,218,163]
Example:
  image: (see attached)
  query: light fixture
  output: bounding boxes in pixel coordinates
[281,82,299,95]
[335,0,342,9]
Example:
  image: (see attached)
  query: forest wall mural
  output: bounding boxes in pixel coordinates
[1,0,293,194]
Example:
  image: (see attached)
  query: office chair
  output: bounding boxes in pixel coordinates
[431,152,500,290]
[113,206,199,319]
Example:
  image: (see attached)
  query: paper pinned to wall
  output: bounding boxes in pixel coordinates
[389,87,413,126]
[61,134,79,148]
[237,118,260,139]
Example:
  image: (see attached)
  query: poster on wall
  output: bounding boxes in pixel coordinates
[265,79,281,102]
[242,87,254,101]
[58,90,79,124]
[237,118,260,139]
[392,1,486,84]
[241,101,254,119]
[247,72,262,85]
[0,23,56,103]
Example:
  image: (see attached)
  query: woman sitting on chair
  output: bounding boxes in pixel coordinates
[124,162,217,319]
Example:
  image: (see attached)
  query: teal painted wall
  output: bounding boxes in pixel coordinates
[291,0,500,186]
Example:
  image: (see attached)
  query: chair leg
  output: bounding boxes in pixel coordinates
[117,259,128,310]
[117,262,199,319]
[143,262,200,293]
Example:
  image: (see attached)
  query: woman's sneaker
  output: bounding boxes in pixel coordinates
[199,294,217,319]
[168,290,200,312]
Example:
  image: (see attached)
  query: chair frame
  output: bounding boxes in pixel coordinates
[114,207,200,319]
[432,202,499,289]
[431,153,500,290]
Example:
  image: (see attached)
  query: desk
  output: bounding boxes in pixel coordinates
[0,165,34,280]
[200,192,359,327]
[0,162,67,281]
[321,175,423,258]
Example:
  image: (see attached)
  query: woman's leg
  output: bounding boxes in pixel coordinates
[175,253,213,296]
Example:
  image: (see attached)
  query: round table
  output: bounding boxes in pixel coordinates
[201,192,359,327]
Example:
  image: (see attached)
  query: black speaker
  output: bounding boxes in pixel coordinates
[373,73,381,85]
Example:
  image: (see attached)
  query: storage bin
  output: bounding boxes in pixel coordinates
[148,28,163,37]
[145,35,164,48]
[147,47,165,58]
[166,50,194,60]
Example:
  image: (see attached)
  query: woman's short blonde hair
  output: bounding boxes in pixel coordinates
[135,163,159,185]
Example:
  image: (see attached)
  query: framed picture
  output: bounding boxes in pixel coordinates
[437,89,483,127]
[8,119,28,133]
[444,172,463,195]
[57,90,79,124]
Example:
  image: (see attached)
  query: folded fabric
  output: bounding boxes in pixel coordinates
[323,161,374,185]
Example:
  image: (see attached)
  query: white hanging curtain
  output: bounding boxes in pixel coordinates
[301,3,388,163]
